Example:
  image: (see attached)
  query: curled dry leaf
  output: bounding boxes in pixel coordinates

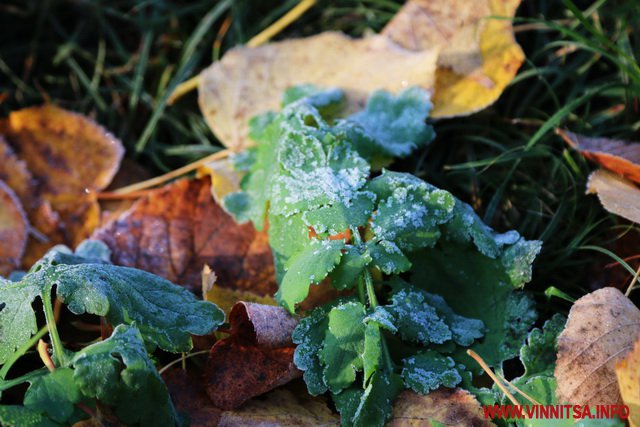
[199,32,438,150]
[615,337,640,427]
[0,105,124,267]
[559,129,640,184]
[92,177,276,295]
[555,287,640,406]
[218,388,339,427]
[205,302,300,409]
[382,0,524,118]
[389,388,494,426]
[587,169,640,224]
[0,180,27,276]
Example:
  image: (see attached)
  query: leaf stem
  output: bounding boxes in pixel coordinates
[41,290,68,367]
[0,369,48,393]
[0,324,48,379]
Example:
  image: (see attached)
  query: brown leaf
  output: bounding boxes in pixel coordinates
[0,105,124,266]
[199,32,438,150]
[616,337,640,427]
[92,177,276,295]
[382,0,524,118]
[218,388,339,426]
[205,302,300,409]
[163,368,221,427]
[389,388,494,426]
[0,180,28,276]
[586,169,640,224]
[555,287,640,406]
[559,129,640,184]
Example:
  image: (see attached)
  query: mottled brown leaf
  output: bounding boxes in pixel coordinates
[92,177,276,295]
[555,287,640,406]
[390,388,494,426]
[0,105,124,266]
[616,337,640,427]
[382,0,523,118]
[205,302,300,409]
[0,180,27,276]
[559,129,640,184]
[587,169,640,225]
[218,388,339,427]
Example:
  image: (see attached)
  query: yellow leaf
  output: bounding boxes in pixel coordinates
[389,389,495,426]
[587,169,640,224]
[616,338,640,427]
[197,158,242,206]
[199,32,439,150]
[382,0,524,118]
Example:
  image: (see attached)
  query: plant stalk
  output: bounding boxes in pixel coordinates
[0,325,48,379]
[41,291,68,366]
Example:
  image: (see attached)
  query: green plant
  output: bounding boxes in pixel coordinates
[224,86,542,426]
[0,240,224,426]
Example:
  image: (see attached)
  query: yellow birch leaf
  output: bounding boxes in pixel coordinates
[382,0,524,118]
[197,158,243,207]
[199,32,439,150]
[616,338,640,427]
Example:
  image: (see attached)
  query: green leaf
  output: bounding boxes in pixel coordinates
[321,301,366,393]
[520,314,566,378]
[387,286,452,346]
[423,292,485,347]
[268,211,310,283]
[345,87,434,158]
[302,192,374,235]
[0,278,40,364]
[292,303,333,396]
[277,239,345,313]
[362,322,382,384]
[0,406,59,427]
[364,306,397,333]
[71,324,180,426]
[23,368,81,424]
[401,350,461,394]
[367,240,411,274]
[270,132,370,218]
[367,171,455,251]
[281,85,346,119]
[410,240,538,370]
[333,371,403,427]
[329,245,372,290]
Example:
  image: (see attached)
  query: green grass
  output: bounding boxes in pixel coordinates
[1,0,639,317]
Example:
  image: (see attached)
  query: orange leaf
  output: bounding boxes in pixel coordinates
[559,129,640,184]
[0,180,27,276]
[92,177,276,295]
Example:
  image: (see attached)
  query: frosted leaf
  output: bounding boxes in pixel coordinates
[387,287,451,345]
[423,292,484,347]
[401,351,462,394]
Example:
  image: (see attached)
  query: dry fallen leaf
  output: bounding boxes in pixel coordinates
[559,129,640,184]
[205,302,300,409]
[555,287,640,406]
[199,32,439,150]
[389,388,494,426]
[0,180,28,276]
[616,337,640,427]
[199,0,523,148]
[218,388,339,427]
[382,0,524,118]
[0,105,124,266]
[92,177,276,295]
[587,169,640,224]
